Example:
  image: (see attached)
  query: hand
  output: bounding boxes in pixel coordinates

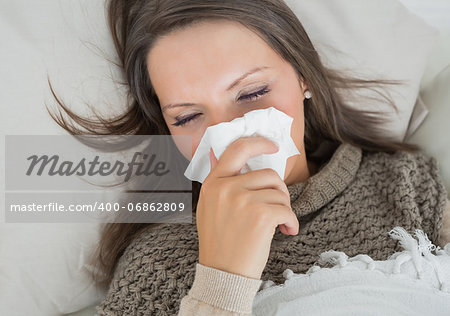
[196,136,299,280]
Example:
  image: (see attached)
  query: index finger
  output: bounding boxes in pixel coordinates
[210,136,279,178]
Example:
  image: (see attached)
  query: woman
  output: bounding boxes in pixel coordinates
[47,0,450,315]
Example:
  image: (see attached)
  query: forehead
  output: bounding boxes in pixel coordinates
[146,19,280,94]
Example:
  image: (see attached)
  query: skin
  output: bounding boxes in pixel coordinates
[147,19,317,186]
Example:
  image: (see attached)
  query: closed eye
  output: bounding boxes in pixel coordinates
[238,86,270,102]
[172,113,202,127]
[172,86,270,127]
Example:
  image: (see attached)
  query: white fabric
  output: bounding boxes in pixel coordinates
[285,0,437,141]
[253,227,450,316]
[399,0,450,145]
[406,66,450,196]
[398,0,450,82]
[398,0,450,32]
[0,2,111,315]
[184,107,300,183]
[404,96,429,140]
[0,223,105,316]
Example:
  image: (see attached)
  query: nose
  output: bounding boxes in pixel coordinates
[207,107,245,128]
[190,107,251,160]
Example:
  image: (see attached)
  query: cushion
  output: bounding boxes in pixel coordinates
[406,66,450,197]
[285,0,437,141]
[0,223,104,316]
[398,0,450,90]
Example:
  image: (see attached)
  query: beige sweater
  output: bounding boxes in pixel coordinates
[178,206,450,316]
[96,143,450,316]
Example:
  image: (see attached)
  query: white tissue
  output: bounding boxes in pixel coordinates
[184,107,300,183]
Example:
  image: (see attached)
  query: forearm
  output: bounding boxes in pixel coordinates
[178,263,262,316]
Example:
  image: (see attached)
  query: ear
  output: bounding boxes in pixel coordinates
[299,76,309,93]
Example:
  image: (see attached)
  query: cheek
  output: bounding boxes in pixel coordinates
[167,124,197,161]
[164,113,200,160]
[268,88,305,159]
[191,139,200,160]
[271,97,304,141]
[173,135,201,161]
[171,134,192,161]
[267,78,303,127]
[289,105,305,153]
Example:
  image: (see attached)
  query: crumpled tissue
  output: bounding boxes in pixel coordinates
[184,106,300,183]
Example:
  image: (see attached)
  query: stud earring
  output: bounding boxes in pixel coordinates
[304,90,312,99]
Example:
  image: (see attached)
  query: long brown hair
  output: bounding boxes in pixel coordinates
[46,0,420,288]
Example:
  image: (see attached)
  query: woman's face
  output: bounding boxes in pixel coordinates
[147,19,311,185]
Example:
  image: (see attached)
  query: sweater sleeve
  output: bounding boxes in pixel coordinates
[178,263,262,316]
[409,153,448,244]
[437,199,450,247]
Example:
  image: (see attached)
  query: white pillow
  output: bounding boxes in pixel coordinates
[406,66,450,197]
[397,0,450,140]
[0,1,112,315]
[398,0,450,92]
[0,1,441,315]
[0,223,104,316]
[285,0,438,141]
[400,0,450,197]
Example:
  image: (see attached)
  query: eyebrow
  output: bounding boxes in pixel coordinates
[161,66,270,112]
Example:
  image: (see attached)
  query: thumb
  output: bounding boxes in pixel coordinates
[209,147,218,170]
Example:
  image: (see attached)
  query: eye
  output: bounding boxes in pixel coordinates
[238,86,270,102]
[172,113,202,127]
